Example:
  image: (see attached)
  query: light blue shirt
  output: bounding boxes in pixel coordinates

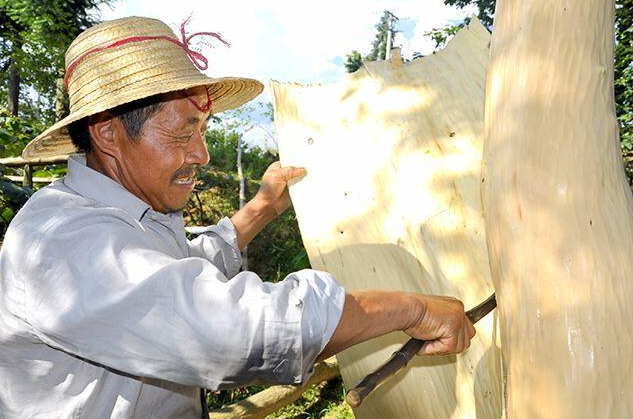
[0,155,345,418]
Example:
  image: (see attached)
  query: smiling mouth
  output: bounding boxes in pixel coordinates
[173,176,195,186]
[171,166,198,187]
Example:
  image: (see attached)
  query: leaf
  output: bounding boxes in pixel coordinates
[0,207,14,222]
[0,127,12,142]
[0,180,33,205]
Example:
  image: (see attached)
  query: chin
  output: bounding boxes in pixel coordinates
[165,193,194,214]
[165,206,187,214]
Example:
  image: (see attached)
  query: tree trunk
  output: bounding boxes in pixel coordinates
[384,13,393,61]
[237,134,248,271]
[483,1,633,417]
[7,57,20,116]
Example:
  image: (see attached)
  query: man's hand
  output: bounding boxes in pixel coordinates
[231,162,306,250]
[404,295,476,355]
[254,162,307,215]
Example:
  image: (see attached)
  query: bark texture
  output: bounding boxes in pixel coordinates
[483,1,633,417]
[273,20,501,419]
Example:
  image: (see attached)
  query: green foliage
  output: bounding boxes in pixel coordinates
[0,164,32,238]
[0,108,46,157]
[206,384,268,408]
[443,0,495,28]
[206,377,352,419]
[266,377,353,419]
[0,0,113,121]
[344,50,363,73]
[616,0,633,152]
[0,108,45,238]
[344,10,397,73]
[365,10,392,61]
[424,23,463,51]
[249,208,310,282]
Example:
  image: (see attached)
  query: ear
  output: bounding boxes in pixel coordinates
[87,112,127,160]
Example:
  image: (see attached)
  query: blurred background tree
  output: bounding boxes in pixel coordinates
[0,0,114,121]
[344,10,398,73]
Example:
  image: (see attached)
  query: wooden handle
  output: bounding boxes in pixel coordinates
[345,338,425,407]
[345,293,496,408]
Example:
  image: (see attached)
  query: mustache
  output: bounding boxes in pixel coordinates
[170,165,198,182]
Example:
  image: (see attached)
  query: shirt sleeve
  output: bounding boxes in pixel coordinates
[22,211,345,390]
[187,217,242,279]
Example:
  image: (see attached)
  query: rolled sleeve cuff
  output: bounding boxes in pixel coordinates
[201,217,242,278]
[270,269,345,385]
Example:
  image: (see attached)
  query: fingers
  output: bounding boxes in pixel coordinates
[409,295,477,356]
[280,165,307,182]
[468,320,476,339]
[419,330,468,356]
[264,162,307,183]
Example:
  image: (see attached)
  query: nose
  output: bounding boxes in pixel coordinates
[185,131,210,166]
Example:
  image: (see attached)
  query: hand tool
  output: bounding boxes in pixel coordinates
[345,293,497,407]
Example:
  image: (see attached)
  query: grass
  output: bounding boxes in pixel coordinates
[208,376,354,419]
[266,377,354,419]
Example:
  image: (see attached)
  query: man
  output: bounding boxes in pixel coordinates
[0,16,475,418]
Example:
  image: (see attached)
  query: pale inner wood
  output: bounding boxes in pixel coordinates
[273,19,501,419]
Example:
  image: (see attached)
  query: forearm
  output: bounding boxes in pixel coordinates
[317,290,421,361]
[231,197,277,251]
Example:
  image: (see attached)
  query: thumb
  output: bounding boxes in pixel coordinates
[279,166,308,182]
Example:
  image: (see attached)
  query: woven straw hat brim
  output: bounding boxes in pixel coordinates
[22,75,263,159]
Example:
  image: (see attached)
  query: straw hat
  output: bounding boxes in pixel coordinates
[22,16,263,159]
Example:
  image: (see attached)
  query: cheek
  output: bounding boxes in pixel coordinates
[161,156,188,185]
[143,147,185,178]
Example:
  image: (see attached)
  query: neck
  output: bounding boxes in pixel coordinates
[86,150,120,182]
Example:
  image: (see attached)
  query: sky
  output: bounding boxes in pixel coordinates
[97,0,477,147]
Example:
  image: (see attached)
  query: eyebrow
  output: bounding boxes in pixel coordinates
[185,116,201,126]
[183,114,213,126]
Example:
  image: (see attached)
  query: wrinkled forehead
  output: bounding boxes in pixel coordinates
[156,87,213,122]
[162,86,209,106]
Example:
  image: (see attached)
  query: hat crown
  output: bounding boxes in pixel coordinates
[64,16,200,113]
[65,17,175,69]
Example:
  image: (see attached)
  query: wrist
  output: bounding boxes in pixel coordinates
[248,193,278,221]
[402,293,428,332]
[360,290,426,332]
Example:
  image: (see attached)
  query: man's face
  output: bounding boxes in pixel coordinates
[114,88,211,213]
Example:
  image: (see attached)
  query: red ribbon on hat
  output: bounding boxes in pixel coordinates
[64,16,230,113]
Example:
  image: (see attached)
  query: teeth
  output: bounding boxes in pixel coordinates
[174,178,193,185]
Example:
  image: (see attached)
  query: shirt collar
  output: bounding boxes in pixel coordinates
[63,154,151,221]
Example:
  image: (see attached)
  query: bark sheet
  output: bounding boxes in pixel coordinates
[272,20,501,419]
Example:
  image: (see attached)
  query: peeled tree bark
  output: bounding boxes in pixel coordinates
[483,1,633,417]
[274,20,501,419]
